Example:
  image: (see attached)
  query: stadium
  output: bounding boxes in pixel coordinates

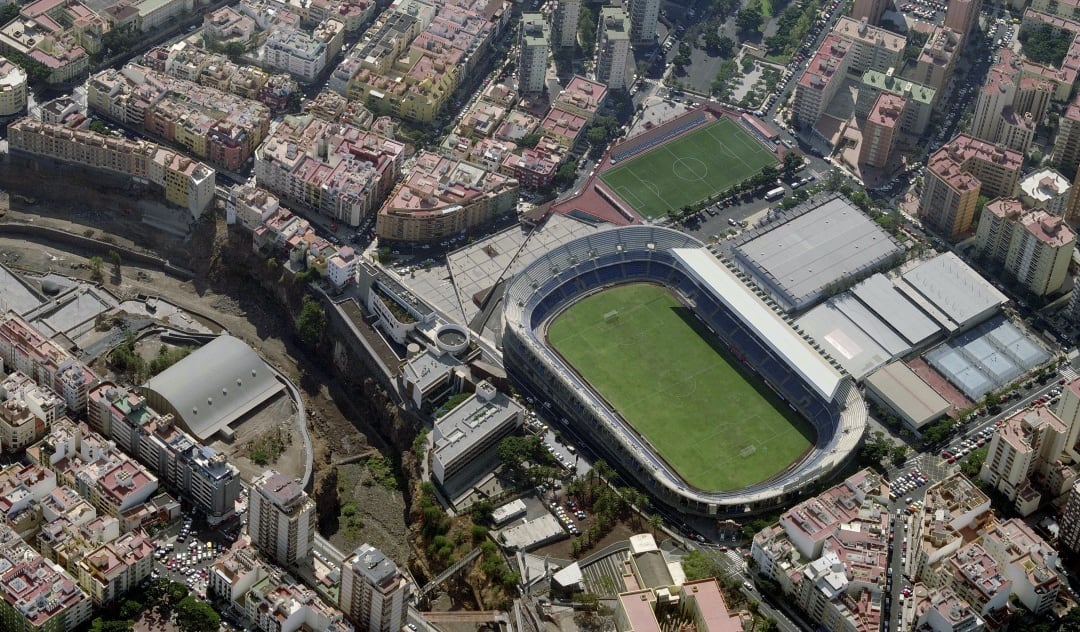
[502,225,867,516]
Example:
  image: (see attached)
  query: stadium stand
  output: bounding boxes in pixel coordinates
[608,111,710,163]
[502,226,866,517]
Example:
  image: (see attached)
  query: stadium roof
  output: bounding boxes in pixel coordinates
[850,274,941,347]
[899,253,1007,331]
[731,194,903,312]
[143,335,284,440]
[796,301,892,381]
[864,361,950,429]
[672,248,843,400]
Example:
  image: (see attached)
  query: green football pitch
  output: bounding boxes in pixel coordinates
[547,283,814,491]
[599,118,778,219]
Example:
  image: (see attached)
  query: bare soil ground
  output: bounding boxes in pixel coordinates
[0,176,408,556]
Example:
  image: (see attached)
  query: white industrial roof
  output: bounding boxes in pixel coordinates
[672,248,843,401]
[900,253,1007,329]
[850,274,941,346]
[864,361,950,429]
[796,301,892,381]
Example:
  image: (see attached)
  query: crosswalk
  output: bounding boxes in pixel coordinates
[1061,365,1078,382]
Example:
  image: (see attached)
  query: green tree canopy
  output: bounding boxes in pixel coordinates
[681,550,727,581]
[175,596,220,632]
[296,297,326,348]
[736,6,763,35]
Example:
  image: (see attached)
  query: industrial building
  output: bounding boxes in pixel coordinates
[863,361,951,433]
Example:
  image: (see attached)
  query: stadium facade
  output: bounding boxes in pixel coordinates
[502,225,867,516]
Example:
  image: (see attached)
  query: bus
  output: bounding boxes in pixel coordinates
[764,186,786,201]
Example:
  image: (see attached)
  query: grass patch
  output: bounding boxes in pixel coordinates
[599,119,777,218]
[365,455,399,491]
[247,426,291,466]
[547,283,814,491]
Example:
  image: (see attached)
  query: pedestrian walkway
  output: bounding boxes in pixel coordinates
[1061,365,1078,382]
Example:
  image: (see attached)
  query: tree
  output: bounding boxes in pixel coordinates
[296,297,326,348]
[89,256,104,281]
[517,132,542,149]
[223,41,246,61]
[554,159,578,187]
[89,120,111,135]
[736,6,763,35]
[961,446,988,478]
[108,250,121,278]
[175,596,220,632]
[578,6,597,58]
[89,619,135,632]
[781,151,802,178]
[681,550,727,581]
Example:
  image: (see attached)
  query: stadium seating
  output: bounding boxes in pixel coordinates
[501,225,865,516]
[609,112,710,163]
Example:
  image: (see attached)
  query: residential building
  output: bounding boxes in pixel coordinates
[980,519,1060,615]
[87,64,271,171]
[254,114,405,227]
[944,0,980,35]
[203,6,257,42]
[832,17,905,74]
[912,588,985,632]
[540,107,587,148]
[1059,479,1080,554]
[339,544,409,632]
[432,381,523,484]
[327,246,358,288]
[627,0,659,46]
[519,13,549,95]
[0,391,48,453]
[0,463,56,539]
[979,405,1069,516]
[210,540,268,603]
[974,197,1022,264]
[1019,9,1080,102]
[0,372,63,428]
[554,75,608,122]
[227,185,282,230]
[249,470,315,568]
[1004,210,1075,296]
[793,35,851,129]
[851,0,887,25]
[857,68,934,134]
[1053,95,1080,178]
[596,7,631,90]
[75,530,154,606]
[908,473,991,583]
[87,384,241,520]
[913,26,961,96]
[263,19,345,82]
[551,0,580,48]
[943,541,1011,616]
[0,523,92,632]
[919,134,1022,240]
[1019,168,1072,216]
[501,138,562,189]
[858,92,903,169]
[0,0,98,84]
[749,469,890,632]
[375,151,518,243]
[8,118,216,219]
[969,50,1035,154]
[0,56,27,117]
[1056,377,1080,464]
[244,571,355,632]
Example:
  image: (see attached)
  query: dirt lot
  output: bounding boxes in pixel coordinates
[0,177,408,556]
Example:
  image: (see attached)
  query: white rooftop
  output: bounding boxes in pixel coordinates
[672,248,843,401]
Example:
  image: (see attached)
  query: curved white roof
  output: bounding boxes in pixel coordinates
[143,335,284,440]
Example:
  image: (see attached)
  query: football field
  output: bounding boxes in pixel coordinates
[599,118,778,219]
[547,283,814,491]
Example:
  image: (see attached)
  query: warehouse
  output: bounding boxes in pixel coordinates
[863,361,951,433]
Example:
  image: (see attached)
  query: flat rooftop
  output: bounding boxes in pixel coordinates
[732,194,903,312]
[433,387,522,466]
[899,253,1007,330]
[864,361,950,428]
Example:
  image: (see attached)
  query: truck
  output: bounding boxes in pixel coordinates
[764,186,786,201]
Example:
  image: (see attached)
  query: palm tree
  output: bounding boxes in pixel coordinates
[649,514,663,533]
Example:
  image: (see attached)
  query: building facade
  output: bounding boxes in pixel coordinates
[519,13,549,95]
[248,469,315,568]
[339,544,409,632]
[596,7,631,90]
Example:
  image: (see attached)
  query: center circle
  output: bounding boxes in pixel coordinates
[673,157,708,181]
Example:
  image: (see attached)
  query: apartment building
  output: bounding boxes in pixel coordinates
[88,64,270,171]
[920,134,1022,240]
[857,69,934,134]
[554,75,607,123]
[87,384,241,520]
[943,541,1011,616]
[944,0,980,35]
[339,544,409,631]
[0,373,63,428]
[75,530,154,606]
[227,185,282,230]
[980,405,1069,516]
[1019,9,1080,102]
[911,589,985,632]
[969,50,1035,154]
[1019,167,1072,216]
[1004,211,1075,296]
[551,0,580,48]
[0,463,56,539]
[974,197,1023,264]
[858,92,903,168]
[519,13,549,95]
[792,35,850,129]
[0,390,48,453]
[244,571,355,632]
[596,7,631,91]
[432,382,523,484]
[913,26,962,96]
[750,470,890,632]
[1053,95,1080,178]
[0,523,91,632]
[254,115,405,227]
[1059,478,1080,554]
[908,474,992,582]
[263,19,345,82]
[327,246,358,288]
[832,17,905,74]
[0,0,98,84]
[627,0,659,46]
[501,138,562,189]
[8,118,216,218]
[375,151,518,243]
[851,0,887,25]
[0,56,26,117]
[980,519,1060,615]
[249,470,315,568]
